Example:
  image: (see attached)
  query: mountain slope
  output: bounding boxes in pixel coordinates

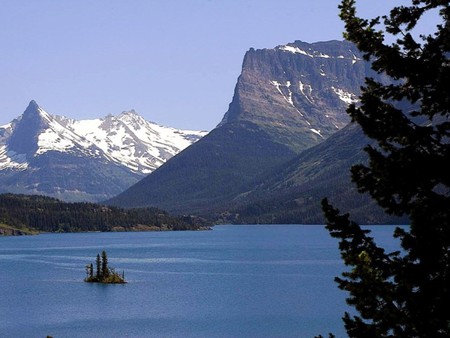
[224,123,406,224]
[108,121,296,212]
[0,101,206,201]
[108,40,384,215]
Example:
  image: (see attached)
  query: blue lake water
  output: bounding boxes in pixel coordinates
[0,225,400,338]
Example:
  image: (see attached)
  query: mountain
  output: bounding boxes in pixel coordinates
[108,121,297,212]
[223,123,406,225]
[220,40,369,151]
[0,101,206,202]
[108,40,386,219]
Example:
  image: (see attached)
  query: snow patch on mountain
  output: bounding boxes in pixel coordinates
[278,45,332,58]
[277,44,362,65]
[299,80,314,103]
[0,146,28,170]
[279,45,314,57]
[310,128,324,138]
[271,80,308,117]
[351,53,362,64]
[331,87,359,105]
[271,80,295,106]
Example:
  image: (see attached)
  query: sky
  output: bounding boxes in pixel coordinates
[0,0,440,131]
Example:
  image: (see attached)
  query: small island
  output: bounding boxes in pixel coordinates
[84,250,126,284]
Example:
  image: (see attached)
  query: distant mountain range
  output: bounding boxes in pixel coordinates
[108,40,399,224]
[0,101,206,201]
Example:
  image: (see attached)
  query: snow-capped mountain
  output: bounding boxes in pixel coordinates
[55,108,206,174]
[0,101,207,201]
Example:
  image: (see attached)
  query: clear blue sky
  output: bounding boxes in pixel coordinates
[0,0,438,130]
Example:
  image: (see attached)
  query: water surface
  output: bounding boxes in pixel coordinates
[0,225,400,337]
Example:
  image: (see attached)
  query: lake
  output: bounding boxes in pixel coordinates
[0,225,400,338]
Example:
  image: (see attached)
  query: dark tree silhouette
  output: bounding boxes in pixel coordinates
[96,254,101,278]
[101,250,109,278]
[319,1,450,337]
[0,193,210,233]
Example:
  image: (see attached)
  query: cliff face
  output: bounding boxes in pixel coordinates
[220,40,373,152]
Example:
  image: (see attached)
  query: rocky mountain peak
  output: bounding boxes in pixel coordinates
[21,100,42,119]
[27,99,39,109]
[21,100,53,121]
[120,109,138,116]
[6,100,50,156]
[117,109,146,128]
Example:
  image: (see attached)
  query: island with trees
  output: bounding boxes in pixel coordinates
[84,251,126,284]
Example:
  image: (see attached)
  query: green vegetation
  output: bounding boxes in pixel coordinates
[0,222,38,236]
[222,124,407,225]
[84,251,126,284]
[318,1,450,337]
[0,193,210,235]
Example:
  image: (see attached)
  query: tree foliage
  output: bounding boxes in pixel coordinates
[96,254,101,278]
[0,193,210,233]
[320,1,450,337]
[101,250,109,278]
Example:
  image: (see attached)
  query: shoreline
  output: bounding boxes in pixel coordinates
[0,224,213,237]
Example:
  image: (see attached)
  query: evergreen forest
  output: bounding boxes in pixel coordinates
[0,193,210,235]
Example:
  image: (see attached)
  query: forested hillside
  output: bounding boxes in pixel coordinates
[0,194,209,235]
[223,123,407,225]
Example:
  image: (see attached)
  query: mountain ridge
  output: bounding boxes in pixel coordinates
[0,101,207,201]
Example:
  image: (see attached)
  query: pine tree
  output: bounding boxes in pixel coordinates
[85,264,90,280]
[320,1,450,337]
[101,250,109,278]
[96,254,101,278]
